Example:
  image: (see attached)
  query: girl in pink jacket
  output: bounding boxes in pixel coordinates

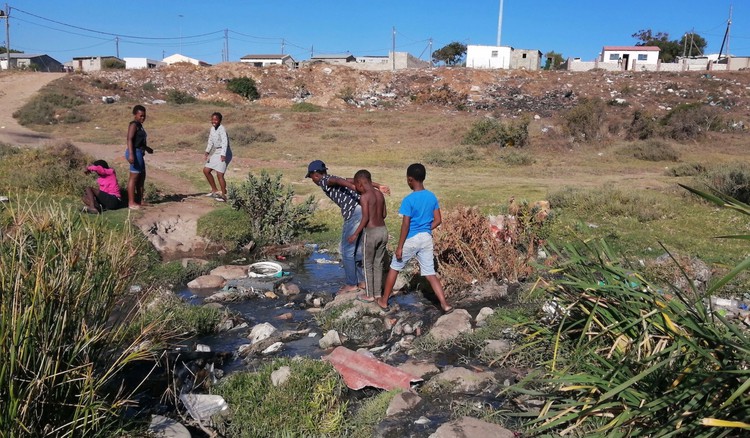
[83,160,123,213]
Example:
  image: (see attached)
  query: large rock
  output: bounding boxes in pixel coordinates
[428,309,473,342]
[187,274,226,289]
[319,330,342,349]
[148,415,190,438]
[210,265,249,280]
[429,416,514,438]
[386,390,422,416]
[475,307,495,327]
[249,322,277,344]
[397,359,439,379]
[428,367,495,393]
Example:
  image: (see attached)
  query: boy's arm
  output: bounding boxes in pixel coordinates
[431,208,442,230]
[348,193,370,243]
[342,178,390,195]
[394,215,410,261]
[326,176,356,191]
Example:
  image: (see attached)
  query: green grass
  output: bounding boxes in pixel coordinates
[348,390,400,438]
[213,358,347,437]
[196,206,253,250]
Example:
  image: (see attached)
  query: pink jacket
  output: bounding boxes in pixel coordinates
[87,165,121,198]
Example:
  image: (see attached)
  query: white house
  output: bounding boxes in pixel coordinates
[124,57,166,69]
[69,56,124,72]
[600,46,660,70]
[240,54,295,68]
[162,53,211,67]
[467,45,512,69]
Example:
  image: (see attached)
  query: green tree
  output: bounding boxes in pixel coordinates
[227,76,260,101]
[544,51,564,70]
[432,42,467,66]
[0,47,23,54]
[632,29,708,62]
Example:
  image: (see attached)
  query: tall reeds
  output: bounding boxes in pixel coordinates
[0,200,154,436]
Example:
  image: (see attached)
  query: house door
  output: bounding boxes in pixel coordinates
[621,54,630,70]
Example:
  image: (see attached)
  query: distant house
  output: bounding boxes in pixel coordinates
[124,57,166,69]
[162,53,211,67]
[600,46,660,70]
[354,52,430,71]
[70,56,124,72]
[0,53,63,72]
[240,54,295,68]
[309,53,356,65]
[466,45,542,70]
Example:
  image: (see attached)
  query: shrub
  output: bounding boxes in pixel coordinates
[12,92,84,126]
[61,109,90,124]
[502,150,535,166]
[665,162,706,177]
[142,81,157,92]
[629,139,680,162]
[213,358,347,437]
[101,58,125,69]
[227,76,260,101]
[125,290,225,340]
[462,117,529,148]
[561,97,605,142]
[166,89,197,104]
[424,145,481,167]
[661,103,722,140]
[703,164,750,203]
[0,142,19,158]
[0,141,92,196]
[337,86,355,103]
[548,186,667,222]
[291,102,322,112]
[626,109,659,140]
[230,124,277,146]
[228,171,316,245]
[0,202,154,436]
[90,77,120,90]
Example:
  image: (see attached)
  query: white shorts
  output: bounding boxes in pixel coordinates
[389,232,436,276]
[205,153,229,173]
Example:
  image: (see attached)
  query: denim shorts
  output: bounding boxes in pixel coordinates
[389,232,436,276]
[124,148,145,174]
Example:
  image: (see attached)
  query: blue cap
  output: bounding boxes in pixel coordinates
[306,160,327,178]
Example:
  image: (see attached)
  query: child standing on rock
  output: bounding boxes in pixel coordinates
[377,163,453,314]
[348,169,388,303]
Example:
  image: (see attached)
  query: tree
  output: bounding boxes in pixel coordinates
[227,76,260,101]
[632,29,708,62]
[544,51,565,70]
[432,42,467,66]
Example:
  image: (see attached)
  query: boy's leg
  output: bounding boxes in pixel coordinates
[425,275,452,313]
[127,172,139,208]
[414,233,453,312]
[203,167,218,193]
[361,228,376,299]
[373,227,388,298]
[82,187,100,213]
[377,268,399,310]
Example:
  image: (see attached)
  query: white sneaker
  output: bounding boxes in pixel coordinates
[214,196,226,202]
[204,192,218,197]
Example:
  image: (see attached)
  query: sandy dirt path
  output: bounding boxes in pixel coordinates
[0,72,220,257]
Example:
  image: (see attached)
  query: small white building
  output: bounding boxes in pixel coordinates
[162,53,211,67]
[240,54,295,68]
[70,56,124,72]
[124,57,166,69]
[600,46,660,70]
[467,45,512,69]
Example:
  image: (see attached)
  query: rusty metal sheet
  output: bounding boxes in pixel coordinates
[324,346,422,391]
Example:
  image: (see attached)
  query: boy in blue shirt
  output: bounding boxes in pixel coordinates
[377,163,453,314]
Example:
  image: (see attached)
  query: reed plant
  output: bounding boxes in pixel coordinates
[505,239,750,436]
[0,200,156,437]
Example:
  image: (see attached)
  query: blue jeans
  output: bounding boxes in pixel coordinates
[341,205,364,286]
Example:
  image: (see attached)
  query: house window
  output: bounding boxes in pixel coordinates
[491,51,498,58]
[609,53,620,61]
[637,54,648,61]
[522,53,527,59]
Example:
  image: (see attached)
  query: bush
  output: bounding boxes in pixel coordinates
[0,141,92,196]
[227,76,260,101]
[462,117,529,148]
[502,150,535,166]
[142,81,157,92]
[626,109,659,140]
[291,102,322,112]
[337,86,355,103]
[166,89,197,104]
[230,124,277,146]
[661,103,722,140]
[703,164,750,203]
[665,162,706,177]
[13,93,84,125]
[213,358,347,437]
[228,171,316,245]
[629,139,680,162]
[548,186,667,222]
[0,202,153,436]
[424,145,481,167]
[101,58,125,69]
[561,97,605,142]
[0,143,19,158]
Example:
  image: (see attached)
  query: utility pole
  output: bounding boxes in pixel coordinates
[497,0,504,46]
[281,38,285,55]
[682,33,687,58]
[428,38,433,67]
[1,4,10,70]
[310,45,314,58]
[115,36,120,58]
[391,26,396,71]
[727,5,732,60]
[224,29,229,62]
[688,30,694,57]
[178,14,183,54]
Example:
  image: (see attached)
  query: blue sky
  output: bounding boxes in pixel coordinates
[4,1,746,64]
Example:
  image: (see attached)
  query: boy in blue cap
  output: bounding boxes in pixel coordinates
[306,160,389,293]
[377,163,453,314]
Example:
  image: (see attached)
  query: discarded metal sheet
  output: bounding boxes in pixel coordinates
[324,346,422,391]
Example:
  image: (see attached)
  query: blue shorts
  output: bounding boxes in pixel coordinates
[390,232,436,276]
[124,148,145,173]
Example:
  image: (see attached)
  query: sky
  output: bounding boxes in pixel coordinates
[2,1,746,65]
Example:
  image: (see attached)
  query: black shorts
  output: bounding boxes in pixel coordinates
[96,192,122,211]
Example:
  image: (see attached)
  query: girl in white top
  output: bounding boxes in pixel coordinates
[203,112,232,201]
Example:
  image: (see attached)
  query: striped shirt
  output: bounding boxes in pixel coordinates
[318,175,360,220]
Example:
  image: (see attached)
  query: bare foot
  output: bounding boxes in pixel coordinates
[355,294,375,303]
[128,204,141,210]
[338,285,359,293]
